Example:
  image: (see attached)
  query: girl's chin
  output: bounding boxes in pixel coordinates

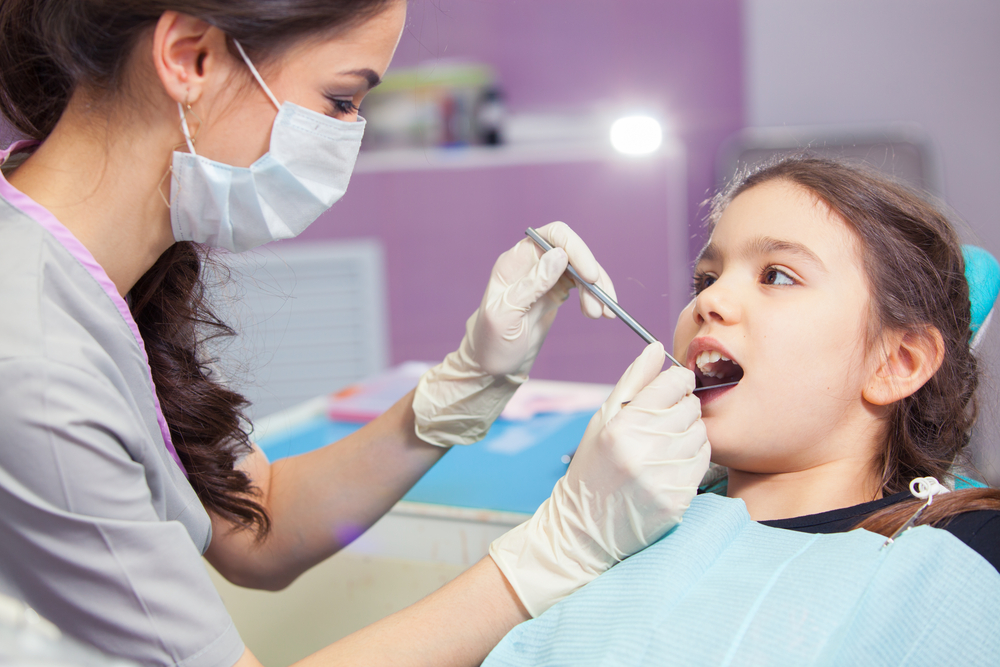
[706,441,773,472]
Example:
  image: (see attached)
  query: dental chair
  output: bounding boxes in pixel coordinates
[965,245,1000,351]
[956,245,1000,489]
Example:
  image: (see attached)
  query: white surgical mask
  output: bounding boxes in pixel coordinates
[169,40,366,253]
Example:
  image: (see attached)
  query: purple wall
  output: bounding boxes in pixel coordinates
[295,153,689,384]
[389,0,745,254]
[393,0,744,251]
[292,0,744,384]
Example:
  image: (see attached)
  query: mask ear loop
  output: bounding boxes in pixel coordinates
[177,97,201,156]
[232,39,282,111]
[159,96,202,208]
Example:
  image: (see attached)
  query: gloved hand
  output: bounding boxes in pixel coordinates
[489,342,710,617]
[413,221,616,447]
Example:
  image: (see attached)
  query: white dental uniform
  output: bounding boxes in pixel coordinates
[0,142,244,667]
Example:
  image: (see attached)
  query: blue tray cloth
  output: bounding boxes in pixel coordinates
[258,412,592,515]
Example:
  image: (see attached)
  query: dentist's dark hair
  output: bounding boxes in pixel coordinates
[0,0,394,538]
[710,155,1000,535]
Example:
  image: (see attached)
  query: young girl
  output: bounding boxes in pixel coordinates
[483,156,1000,665]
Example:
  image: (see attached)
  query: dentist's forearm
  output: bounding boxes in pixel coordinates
[293,556,529,667]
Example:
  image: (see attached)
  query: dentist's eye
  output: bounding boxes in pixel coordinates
[691,271,717,295]
[762,267,795,286]
[325,95,360,117]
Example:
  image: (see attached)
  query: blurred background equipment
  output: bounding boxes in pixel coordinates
[716,123,941,194]
[359,61,505,150]
[209,240,389,421]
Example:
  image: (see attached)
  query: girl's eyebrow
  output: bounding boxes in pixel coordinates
[696,235,828,272]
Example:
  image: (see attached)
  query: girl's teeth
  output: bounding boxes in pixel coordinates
[695,350,737,377]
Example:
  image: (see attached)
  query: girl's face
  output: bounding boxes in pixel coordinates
[673,179,881,475]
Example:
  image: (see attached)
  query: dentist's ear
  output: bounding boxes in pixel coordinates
[863,326,945,406]
[151,11,229,107]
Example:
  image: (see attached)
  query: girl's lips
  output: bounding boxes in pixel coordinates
[695,382,737,405]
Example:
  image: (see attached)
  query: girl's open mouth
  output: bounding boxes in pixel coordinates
[693,350,744,391]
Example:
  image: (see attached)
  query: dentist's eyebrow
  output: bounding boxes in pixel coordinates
[340,68,382,90]
[742,235,827,272]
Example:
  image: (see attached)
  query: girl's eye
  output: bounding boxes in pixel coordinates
[762,267,795,286]
[691,272,717,296]
[325,96,360,117]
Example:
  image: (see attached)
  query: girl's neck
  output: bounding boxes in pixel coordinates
[728,458,884,522]
[7,91,177,296]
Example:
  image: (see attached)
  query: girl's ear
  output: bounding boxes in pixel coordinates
[863,327,945,406]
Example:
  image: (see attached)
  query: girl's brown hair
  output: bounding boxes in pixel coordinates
[710,155,1000,536]
[0,0,393,537]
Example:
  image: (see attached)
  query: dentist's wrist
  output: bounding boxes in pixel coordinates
[412,348,526,447]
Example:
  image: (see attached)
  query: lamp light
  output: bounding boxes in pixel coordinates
[609,116,663,155]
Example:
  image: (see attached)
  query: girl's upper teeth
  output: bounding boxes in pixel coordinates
[695,350,737,378]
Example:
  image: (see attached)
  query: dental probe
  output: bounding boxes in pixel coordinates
[525,228,680,363]
[525,227,739,394]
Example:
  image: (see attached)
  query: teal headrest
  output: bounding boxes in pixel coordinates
[963,245,1000,347]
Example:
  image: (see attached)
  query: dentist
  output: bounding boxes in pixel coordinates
[0,2,709,665]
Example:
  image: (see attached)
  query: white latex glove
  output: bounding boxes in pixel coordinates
[413,221,616,447]
[489,342,710,617]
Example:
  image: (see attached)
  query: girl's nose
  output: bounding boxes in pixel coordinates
[692,278,741,326]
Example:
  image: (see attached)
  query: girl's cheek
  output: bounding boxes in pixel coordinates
[672,301,698,356]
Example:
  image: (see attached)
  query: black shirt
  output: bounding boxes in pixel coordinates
[760,491,1000,573]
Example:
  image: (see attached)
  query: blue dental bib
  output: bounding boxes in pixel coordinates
[485,493,1000,666]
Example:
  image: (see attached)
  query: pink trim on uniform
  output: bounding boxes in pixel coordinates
[0,140,187,476]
